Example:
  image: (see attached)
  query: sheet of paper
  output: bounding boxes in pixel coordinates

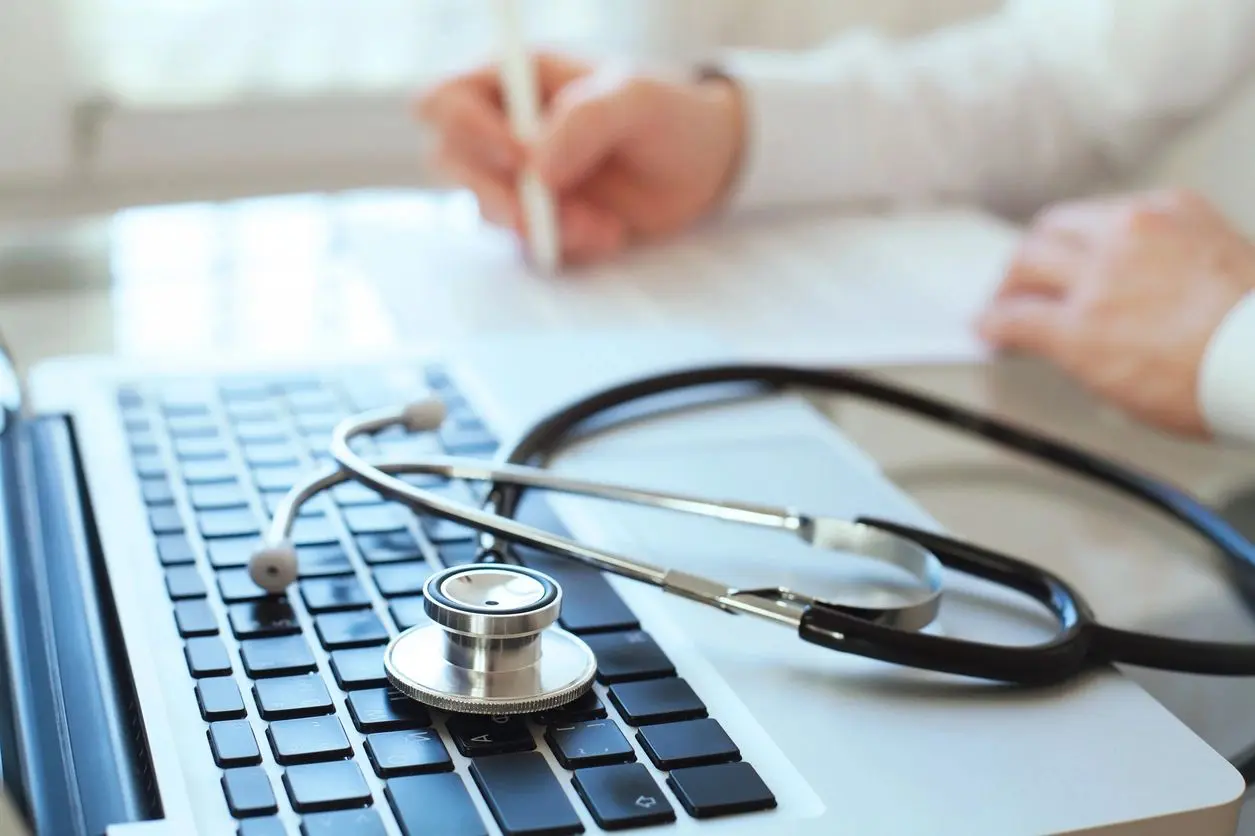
[344,190,1022,366]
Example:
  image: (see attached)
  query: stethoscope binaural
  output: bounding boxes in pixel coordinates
[246,363,1255,725]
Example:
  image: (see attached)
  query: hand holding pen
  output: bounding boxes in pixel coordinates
[415,38,746,268]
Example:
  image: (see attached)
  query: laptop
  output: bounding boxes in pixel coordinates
[0,325,1245,836]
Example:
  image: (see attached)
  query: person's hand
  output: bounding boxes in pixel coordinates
[977,189,1255,437]
[415,53,746,265]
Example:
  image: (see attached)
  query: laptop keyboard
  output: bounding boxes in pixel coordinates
[115,365,777,835]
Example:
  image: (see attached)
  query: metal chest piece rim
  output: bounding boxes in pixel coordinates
[383,563,597,715]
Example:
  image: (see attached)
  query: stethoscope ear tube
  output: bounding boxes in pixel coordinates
[480,362,1255,683]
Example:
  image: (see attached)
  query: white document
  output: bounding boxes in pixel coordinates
[349,191,1023,366]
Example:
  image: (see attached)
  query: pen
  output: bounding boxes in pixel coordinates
[491,0,562,274]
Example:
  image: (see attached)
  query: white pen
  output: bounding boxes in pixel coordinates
[491,0,562,274]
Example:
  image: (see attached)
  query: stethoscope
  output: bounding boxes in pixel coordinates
[244,364,1255,734]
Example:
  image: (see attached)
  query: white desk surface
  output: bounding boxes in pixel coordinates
[5,189,1255,830]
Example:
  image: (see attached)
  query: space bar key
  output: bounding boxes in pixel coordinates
[470,752,585,836]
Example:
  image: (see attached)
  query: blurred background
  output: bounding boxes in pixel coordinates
[0,0,1001,226]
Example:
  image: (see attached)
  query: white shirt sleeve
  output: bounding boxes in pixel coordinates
[1200,292,1255,446]
[713,0,1255,219]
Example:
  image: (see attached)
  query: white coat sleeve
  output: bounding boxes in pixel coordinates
[712,0,1255,218]
[1200,291,1255,446]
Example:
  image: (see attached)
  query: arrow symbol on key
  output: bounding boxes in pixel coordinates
[635,796,657,809]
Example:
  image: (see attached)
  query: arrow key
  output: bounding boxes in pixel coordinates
[572,762,676,830]
[446,714,535,757]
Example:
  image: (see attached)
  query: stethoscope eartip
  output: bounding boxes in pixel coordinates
[247,541,300,593]
[403,397,448,433]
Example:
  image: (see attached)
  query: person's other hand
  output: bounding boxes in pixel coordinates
[416,54,747,265]
[977,189,1255,436]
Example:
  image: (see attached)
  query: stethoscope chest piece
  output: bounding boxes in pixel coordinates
[384,563,597,715]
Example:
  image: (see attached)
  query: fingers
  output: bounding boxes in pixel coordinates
[995,231,1085,301]
[977,295,1069,357]
[416,72,523,175]
[434,146,520,229]
[535,72,651,191]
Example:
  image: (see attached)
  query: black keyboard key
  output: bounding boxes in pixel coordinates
[329,646,387,690]
[297,544,354,577]
[372,561,432,597]
[183,459,238,484]
[637,718,740,770]
[174,436,228,461]
[608,678,706,726]
[291,517,339,547]
[148,505,184,535]
[253,674,334,720]
[264,490,326,519]
[167,412,220,438]
[208,536,261,569]
[343,505,406,535]
[229,600,300,639]
[333,481,383,507]
[544,719,635,769]
[301,576,369,612]
[282,760,371,812]
[129,431,159,454]
[197,676,246,720]
[572,763,676,830]
[240,635,317,678]
[190,482,250,511]
[301,808,387,836]
[268,716,351,765]
[436,541,479,567]
[447,715,535,757]
[218,568,268,603]
[470,752,584,836]
[209,719,262,767]
[131,452,166,479]
[366,728,452,777]
[185,636,231,677]
[254,466,305,493]
[440,424,499,455]
[222,766,278,817]
[389,596,429,630]
[166,566,207,599]
[174,599,218,636]
[583,631,674,684]
[234,420,288,444]
[666,761,776,819]
[294,413,341,435]
[200,509,261,539]
[155,533,196,566]
[314,610,389,650]
[238,816,286,836]
[386,773,487,836]
[423,517,476,545]
[141,477,174,505]
[242,442,300,468]
[511,498,637,634]
[530,691,607,726]
[287,387,340,411]
[346,688,431,733]
[356,531,423,564]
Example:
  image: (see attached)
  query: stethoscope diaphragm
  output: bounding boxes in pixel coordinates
[383,563,597,715]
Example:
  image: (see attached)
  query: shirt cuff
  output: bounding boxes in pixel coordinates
[1199,290,1255,445]
[704,40,885,215]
